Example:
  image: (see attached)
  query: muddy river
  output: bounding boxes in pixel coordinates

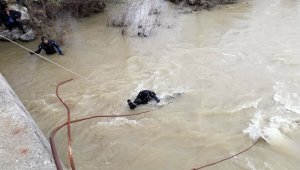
[1,0,300,169]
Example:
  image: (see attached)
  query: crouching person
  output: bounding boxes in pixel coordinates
[0,4,26,33]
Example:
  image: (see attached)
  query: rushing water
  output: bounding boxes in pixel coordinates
[1,0,300,169]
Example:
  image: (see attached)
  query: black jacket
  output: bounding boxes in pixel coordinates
[0,10,21,25]
[134,90,160,105]
[34,40,63,55]
[127,90,160,109]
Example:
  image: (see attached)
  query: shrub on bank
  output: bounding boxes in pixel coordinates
[169,0,236,10]
[28,0,105,44]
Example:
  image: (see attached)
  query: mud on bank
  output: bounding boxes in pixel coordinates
[169,0,236,10]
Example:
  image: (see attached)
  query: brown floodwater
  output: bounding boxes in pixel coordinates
[1,0,300,169]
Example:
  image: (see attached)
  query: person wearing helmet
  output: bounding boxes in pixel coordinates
[30,36,64,55]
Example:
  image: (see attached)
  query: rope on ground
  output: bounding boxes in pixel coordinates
[50,79,172,170]
[191,139,260,170]
[0,35,97,85]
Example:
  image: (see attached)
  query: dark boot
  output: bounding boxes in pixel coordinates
[127,99,137,110]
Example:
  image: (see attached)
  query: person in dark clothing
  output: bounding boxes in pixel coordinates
[30,36,64,55]
[127,90,160,110]
[0,5,26,33]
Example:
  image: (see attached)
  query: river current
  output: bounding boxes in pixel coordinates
[1,0,300,169]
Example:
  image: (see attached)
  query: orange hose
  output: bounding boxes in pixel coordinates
[192,140,259,170]
[50,78,259,170]
[50,78,171,170]
[55,79,76,170]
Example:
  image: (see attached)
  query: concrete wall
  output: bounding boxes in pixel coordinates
[0,74,56,170]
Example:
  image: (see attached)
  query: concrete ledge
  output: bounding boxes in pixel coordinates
[0,74,56,170]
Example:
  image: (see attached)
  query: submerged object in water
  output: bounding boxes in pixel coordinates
[127,90,160,110]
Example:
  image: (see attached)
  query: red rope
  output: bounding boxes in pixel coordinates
[55,79,76,170]
[50,78,171,170]
[50,78,259,170]
[192,140,259,170]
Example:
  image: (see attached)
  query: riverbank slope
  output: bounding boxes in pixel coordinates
[0,74,56,170]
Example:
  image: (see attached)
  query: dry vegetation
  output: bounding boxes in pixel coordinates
[168,0,236,10]
[107,0,165,37]
[3,0,236,41]
[24,0,105,44]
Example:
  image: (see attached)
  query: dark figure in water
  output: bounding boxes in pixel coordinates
[0,5,26,33]
[30,36,64,55]
[127,90,160,110]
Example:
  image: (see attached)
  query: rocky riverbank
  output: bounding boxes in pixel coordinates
[0,4,36,41]
[0,0,237,41]
[0,74,56,170]
[169,0,236,10]
[0,0,106,42]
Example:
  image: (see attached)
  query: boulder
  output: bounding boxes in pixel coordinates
[0,29,21,41]
[19,29,35,41]
[0,27,35,41]
[0,30,11,41]
[10,28,22,40]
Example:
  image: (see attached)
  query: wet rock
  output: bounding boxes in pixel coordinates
[10,28,22,40]
[0,29,20,41]
[19,29,35,42]
[0,27,36,41]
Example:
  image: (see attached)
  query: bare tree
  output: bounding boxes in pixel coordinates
[25,0,105,44]
[107,0,165,37]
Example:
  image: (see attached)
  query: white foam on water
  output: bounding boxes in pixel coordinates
[230,98,262,112]
[243,111,265,141]
[244,82,300,157]
[246,158,257,170]
[96,117,158,127]
[268,116,299,133]
[97,117,141,127]
[244,111,299,140]
[263,127,300,158]
[273,81,300,114]
[157,88,188,105]
[244,111,300,157]
[263,162,275,170]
